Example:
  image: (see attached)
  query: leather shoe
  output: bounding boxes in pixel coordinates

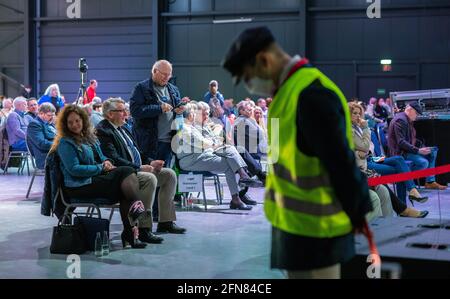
[239,177,264,188]
[156,222,186,234]
[230,201,252,210]
[241,194,257,205]
[138,228,164,244]
[424,182,447,190]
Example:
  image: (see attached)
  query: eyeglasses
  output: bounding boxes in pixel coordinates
[156,68,172,78]
[111,109,126,113]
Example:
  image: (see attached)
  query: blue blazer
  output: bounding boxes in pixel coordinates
[57,137,108,188]
[27,117,56,169]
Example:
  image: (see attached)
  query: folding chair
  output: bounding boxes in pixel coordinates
[25,138,45,198]
[178,170,223,211]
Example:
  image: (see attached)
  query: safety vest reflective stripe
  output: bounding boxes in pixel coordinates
[266,189,343,216]
[272,163,331,190]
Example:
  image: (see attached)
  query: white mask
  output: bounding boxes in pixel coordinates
[244,77,274,97]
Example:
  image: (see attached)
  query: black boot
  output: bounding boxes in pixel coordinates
[138,228,164,244]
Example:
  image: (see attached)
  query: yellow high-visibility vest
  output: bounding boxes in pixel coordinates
[265,66,354,238]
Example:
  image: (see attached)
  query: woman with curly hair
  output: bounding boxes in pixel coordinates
[50,105,149,248]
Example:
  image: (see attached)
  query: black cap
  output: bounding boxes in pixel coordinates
[407,102,423,115]
[222,26,275,85]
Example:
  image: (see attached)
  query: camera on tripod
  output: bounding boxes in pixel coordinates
[79,58,88,73]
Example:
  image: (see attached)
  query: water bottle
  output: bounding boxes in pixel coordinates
[95,232,102,257]
[102,231,110,256]
[175,114,184,131]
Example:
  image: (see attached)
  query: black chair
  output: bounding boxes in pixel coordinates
[25,137,45,198]
[50,152,119,223]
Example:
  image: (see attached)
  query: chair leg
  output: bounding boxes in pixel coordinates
[214,176,221,205]
[202,179,207,211]
[3,154,11,175]
[108,207,115,223]
[26,171,37,198]
[26,155,30,176]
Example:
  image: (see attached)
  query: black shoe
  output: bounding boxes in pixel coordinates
[157,222,186,234]
[239,187,249,198]
[257,172,266,184]
[409,195,428,204]
[121,228,147,249]
[138,228,164,244]
[229,201,252,210]
[240,194,257,206]
[239,177,264,188]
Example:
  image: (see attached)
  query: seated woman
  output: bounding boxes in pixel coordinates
[51,105,149,248]
[349,102,428,218]
[173,103,262,210]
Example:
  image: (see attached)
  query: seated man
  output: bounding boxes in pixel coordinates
[25,98,39,122]
[233,101,267,160]
[96,98,186,243]
[26,103,56,169]
[6,97,30,151]
[388,102,447,190]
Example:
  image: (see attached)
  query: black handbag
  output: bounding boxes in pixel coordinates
[50,216,87,254]
[74,216,110,251]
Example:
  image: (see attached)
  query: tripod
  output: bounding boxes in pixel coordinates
[76,71,87,106]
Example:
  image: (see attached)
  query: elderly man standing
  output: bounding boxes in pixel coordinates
[130,60,188,166]
[204,80,225,107]
[26,103,56,169]
[97,98,186,238]
[6,97,30,151]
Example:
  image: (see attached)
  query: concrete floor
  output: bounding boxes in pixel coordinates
[0,168,448,279]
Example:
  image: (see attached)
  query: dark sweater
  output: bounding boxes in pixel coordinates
[271,78,372,270]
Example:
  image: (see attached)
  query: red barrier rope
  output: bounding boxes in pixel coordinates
[367,164,450,187]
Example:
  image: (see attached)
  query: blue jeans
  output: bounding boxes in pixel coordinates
[11,140,27,152]
[405,147,438,183]
[368,156,416,204]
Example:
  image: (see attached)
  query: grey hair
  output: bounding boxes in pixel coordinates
[197,101,210,112]
[182,103,197,119]
[152,60,172,74]
[209,80,218,87]
[13,96,27,108]
[102,97,125,117]
[38,102,56,114]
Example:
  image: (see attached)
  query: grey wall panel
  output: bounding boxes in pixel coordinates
[38,0,153,102]
[309,3,450,100]
[0,0,25,97]
[165,0,302,101]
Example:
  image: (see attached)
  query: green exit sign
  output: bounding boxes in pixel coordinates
[377,89,386,95]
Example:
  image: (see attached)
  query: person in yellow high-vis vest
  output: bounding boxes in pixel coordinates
[222,27,373,279]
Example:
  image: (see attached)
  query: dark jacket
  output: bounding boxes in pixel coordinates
[387,112,419,157]
[129,78,181,160]
[41,151,66,219]
[96,119,152,170]
[26,117,56,169]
